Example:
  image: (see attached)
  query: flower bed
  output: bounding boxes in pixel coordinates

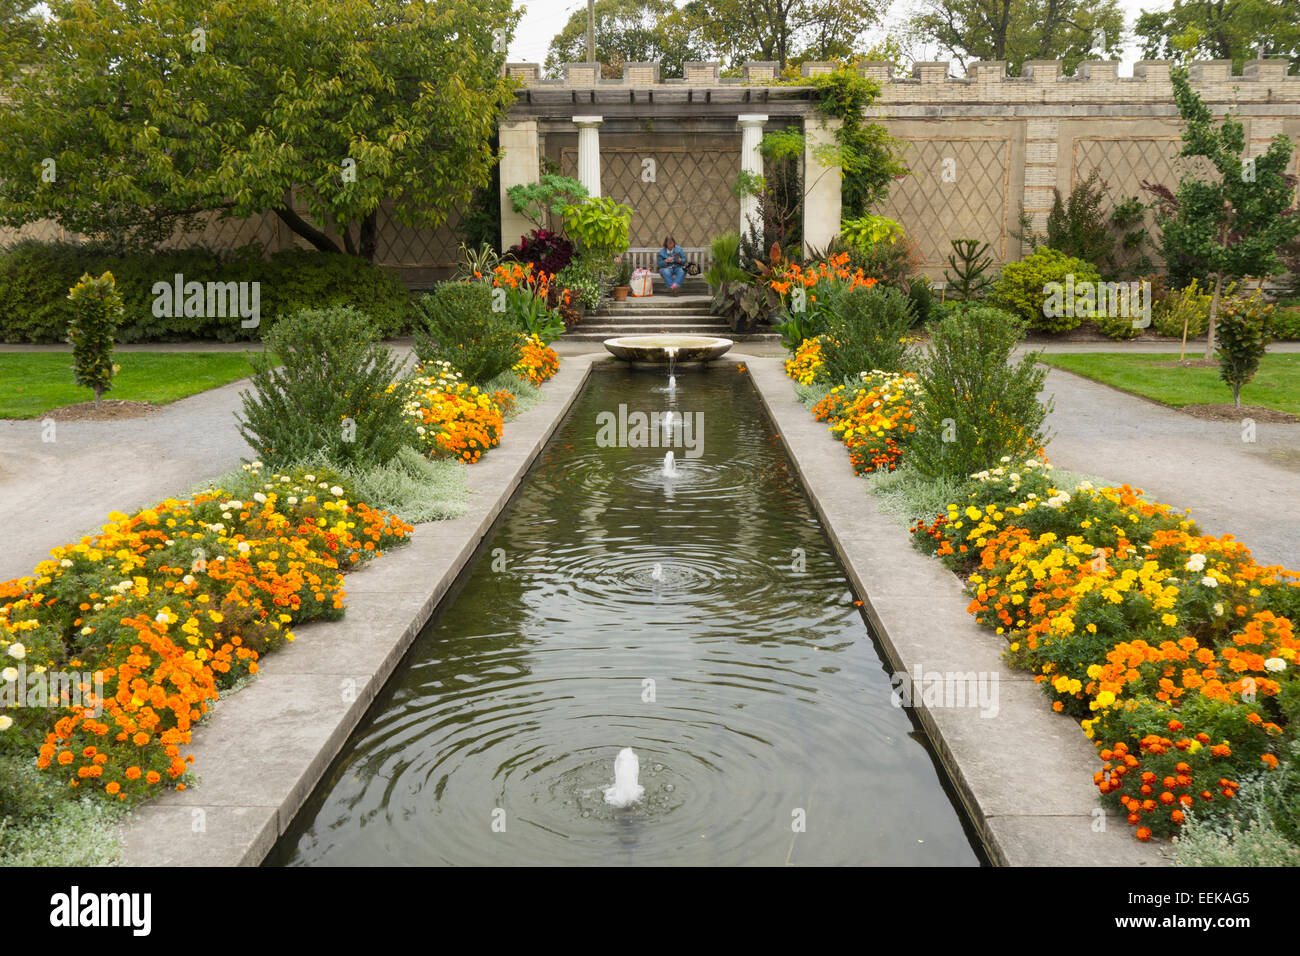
[514,334,560,386]
[400,362,510,465]
[909,461,1300,840]
[810,371,919,475]
[1,464,412,805]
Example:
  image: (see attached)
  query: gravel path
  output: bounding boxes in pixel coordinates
[0,379,253,582]
[1039,366,1300,569]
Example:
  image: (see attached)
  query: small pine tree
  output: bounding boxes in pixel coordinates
[1216,295,1274,407]
[943,238,994,300]
[1147,68,1300,358]
[66,271,123,404]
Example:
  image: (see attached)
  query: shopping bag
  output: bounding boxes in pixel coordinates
[630,269,654,297]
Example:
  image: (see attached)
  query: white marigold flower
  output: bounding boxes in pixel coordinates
[1201,576,1218,588]
[183,574,196,585]
[237,542,251,553]
[7,643,25,660]
[330,486,344,497]
[2,667,17,682]
[1000,456,1011,463]
[1213,603,1224,616]
[155,612,169,624]
[0,715,12,731]
[254,492,267,503]
[1265,658,1287,673]
[1185,553,1206,572]
[60,559,73,568]
[288,497,298,505]
[304,474,316,482]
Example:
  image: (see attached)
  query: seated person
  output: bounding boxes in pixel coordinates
[657,236,686,295]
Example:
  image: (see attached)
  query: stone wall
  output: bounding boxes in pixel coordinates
[507,57,1300,278]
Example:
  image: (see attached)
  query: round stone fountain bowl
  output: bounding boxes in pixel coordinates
[603,334,734,368]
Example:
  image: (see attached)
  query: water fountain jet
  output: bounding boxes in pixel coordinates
[662,452,678,477]
[603,748,645,808]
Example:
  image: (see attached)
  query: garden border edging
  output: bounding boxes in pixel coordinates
[117,355,598,866]
[746,357,1167,867]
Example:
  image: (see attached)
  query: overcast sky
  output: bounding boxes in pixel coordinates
[508,0,1164,73]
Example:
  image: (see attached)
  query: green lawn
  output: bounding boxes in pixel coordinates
[1038,352,1300,415]
[0,351,259,419]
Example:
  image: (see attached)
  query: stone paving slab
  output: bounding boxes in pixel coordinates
[116,355,597,866]
[746,357,1165,867]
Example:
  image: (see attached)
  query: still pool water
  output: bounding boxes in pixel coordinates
[270,365,984,866]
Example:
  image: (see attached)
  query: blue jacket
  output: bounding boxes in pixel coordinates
[657,247,685,270]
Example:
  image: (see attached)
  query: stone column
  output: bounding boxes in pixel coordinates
[801,114,842,253]
[573,115,604,197]
[498,119,540,252]
[737,114,768,237]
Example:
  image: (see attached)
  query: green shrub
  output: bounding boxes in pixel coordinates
[704,233,747,286]
[819,285,915,379]
[992,247,1101,333]
[0,241,415,343]
[1095,310,1143,341]
[909,306,1051,480]
[1271,305,1300,340]
[1154,279,1212,339]
[905,276,935,327]
[1216,294,1274,406]
[66,271,124,402]
[846,234,919,287]
[238,306,411,468]
[555,260,602,311]
[413,282,523,384]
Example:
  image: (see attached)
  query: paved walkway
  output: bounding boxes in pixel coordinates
[1039,366,1300,569]
[0,379,252,582]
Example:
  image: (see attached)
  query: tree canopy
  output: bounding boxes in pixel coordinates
[0,0,519,258]
[545,0,885,74]
[1135,0,1300,74]
[545,0,706,78]
[906,0,1125,75]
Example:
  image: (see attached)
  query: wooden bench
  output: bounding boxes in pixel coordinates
[626,246,711,281]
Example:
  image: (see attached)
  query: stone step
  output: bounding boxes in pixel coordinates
[574,325,738,335]
[593,315,719,325]
[599,297,714,313]
[565,330,780,343]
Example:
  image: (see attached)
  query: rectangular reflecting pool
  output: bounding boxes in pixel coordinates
[269,364,984,865]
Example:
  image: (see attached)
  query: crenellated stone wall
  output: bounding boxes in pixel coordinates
[505,58,1300,277]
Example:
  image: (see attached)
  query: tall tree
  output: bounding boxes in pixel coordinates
[0,0,518,259]
[1135,0,1300,73]
[1143,68,1299,357]
[545,0,704,78]
[907,0,1124,74]
[690,0,883,70]
[0,1,42,77]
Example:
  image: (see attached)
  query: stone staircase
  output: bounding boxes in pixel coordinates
[564,277,780,342]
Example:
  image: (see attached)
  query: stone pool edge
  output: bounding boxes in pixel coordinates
[117,355,598,866]
[745,356,1167,867]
